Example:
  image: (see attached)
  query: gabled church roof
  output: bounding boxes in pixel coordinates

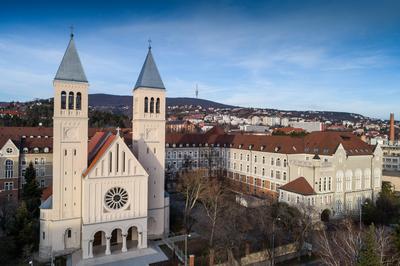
[54,34,88,83]
[134,47,165,90]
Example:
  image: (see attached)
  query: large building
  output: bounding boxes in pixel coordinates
[37,34,169,262]
[165,129,382,217]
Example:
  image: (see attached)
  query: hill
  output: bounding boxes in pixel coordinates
[88,93,236,109]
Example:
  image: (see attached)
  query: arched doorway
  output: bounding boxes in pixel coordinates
[127,226,139,250]
[92,231,106,256]
[321,209,331,223]
[110,228,123,253]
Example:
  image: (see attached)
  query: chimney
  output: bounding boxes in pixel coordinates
[390,113,395,144]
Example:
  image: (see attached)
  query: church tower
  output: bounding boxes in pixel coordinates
[40,33,88,257]
[132,45,169,238]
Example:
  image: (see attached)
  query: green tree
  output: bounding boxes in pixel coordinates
[22,162,42,218]
[358,224,381,266]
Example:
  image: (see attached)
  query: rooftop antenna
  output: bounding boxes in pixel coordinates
[195,84,199,99]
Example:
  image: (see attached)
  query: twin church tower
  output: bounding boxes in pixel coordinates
[39,34,169,260]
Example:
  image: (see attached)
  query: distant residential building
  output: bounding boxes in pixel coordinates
[239,125,269,133]
[166,120,197,133]
[289,121,324,132]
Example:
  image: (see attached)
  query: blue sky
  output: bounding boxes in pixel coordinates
[0,0,400,119]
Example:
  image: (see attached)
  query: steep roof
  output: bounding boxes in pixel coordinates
[279,177,316,195]
[54,34,88,83]
[134,48,165,90]
[83,132,116,177]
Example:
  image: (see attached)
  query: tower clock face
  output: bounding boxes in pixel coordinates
[104,187,128,210]
[63,127,78,140]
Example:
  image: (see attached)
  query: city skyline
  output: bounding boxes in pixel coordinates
[1,0,400,119]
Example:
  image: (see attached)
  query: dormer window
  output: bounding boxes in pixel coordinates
[172,144,176,148]
[186,144,189,147]
[23,147,28,153]
[179,144,183,147]
[44,147,49,153]
[34,147,39,153]
[166,143,169,147]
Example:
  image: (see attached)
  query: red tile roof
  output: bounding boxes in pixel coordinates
[279,177,316,195]
[83,132,116,177]
[166,128,375,156]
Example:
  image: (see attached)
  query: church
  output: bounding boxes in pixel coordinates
[39,33,169,262]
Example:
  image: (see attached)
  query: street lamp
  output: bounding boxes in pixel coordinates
[272,217,281,266]
[359,200,368,231]
[185,233,191,266]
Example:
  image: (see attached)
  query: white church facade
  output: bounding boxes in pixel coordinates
[39,34,169,261]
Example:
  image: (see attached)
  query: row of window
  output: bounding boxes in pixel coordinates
[230,173,282,191]
[61,91,82,110]
[144,97,161,114]
[231,153,287,167]
[230,163,287,180]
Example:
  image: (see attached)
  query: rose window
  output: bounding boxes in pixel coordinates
[105,187,128,210]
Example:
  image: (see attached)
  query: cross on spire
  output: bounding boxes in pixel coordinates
[116,127,121,136]
[70,25,74,39]
[148,39,152,50]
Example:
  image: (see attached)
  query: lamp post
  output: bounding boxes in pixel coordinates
[185,233,191,266]
[272,217,281,266]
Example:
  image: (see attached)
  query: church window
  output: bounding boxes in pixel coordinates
[73,149,76,156]
[116,144,119,172]
[64,149,67,156]
[156,98,160,113]
[150,97,155,113]
[122,152,126,172]
[109,152,112,173]
[144,97,149,113]
[147,147,150,154]
[76,92,82,110]
[67,229,72,238]
[43,232,45,240]
[105,187,128,210]
[5,160,13,178]
[154,148,156,154]
[68,92,74,109]
[61,91,66,109]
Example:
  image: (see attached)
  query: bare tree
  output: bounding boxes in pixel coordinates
[177,169,207,233]
[200,178,225,265]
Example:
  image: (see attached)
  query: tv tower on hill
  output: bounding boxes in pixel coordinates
[195,84,199,98]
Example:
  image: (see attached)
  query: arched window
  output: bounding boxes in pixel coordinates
[61,91,66,109]
[5,160,13,178]
[144,97,149,113]
[68,92,74,109]
[156,98,160,113]
[76,92,82,110]
[150,97,155,113]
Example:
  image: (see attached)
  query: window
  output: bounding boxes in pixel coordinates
[319,178,322,191]
[262,156,265,164]
[240,154,243,160]
[276,171,281,179]
[68,91,74,109]
[40,179,45,188]
[246,154,249,161]
[61,91,66,109]
[323,177,326,191]
[336,171,343,192]
[67,229,72,238]
[246,165,249,173]
[5,160,13,178]
[328,177,331,191]
[6,148,12,154]
[283,159,287,167]
[276,158,281,166]
[345,170,352,191]
[254,156,257,163]
[43,232,45,240]
[270,170,274,178]
[76,92,82,110]
[355,169,362,190]
[271,158,274,165]
[35,158,39,165]
[44,147,49,153]
[4,182,13,191]
[364,169,371,189]
[150,97,155,113]
[41,158,45,164]
[144,97,149,113]
[109,152,113,173]
[283,172,287,180]
[262,168,265,176]
[156,98,160,113]
[254,167,257,174]
[374,168,381,188]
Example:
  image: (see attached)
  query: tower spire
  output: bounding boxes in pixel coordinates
[134,44,165,90]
